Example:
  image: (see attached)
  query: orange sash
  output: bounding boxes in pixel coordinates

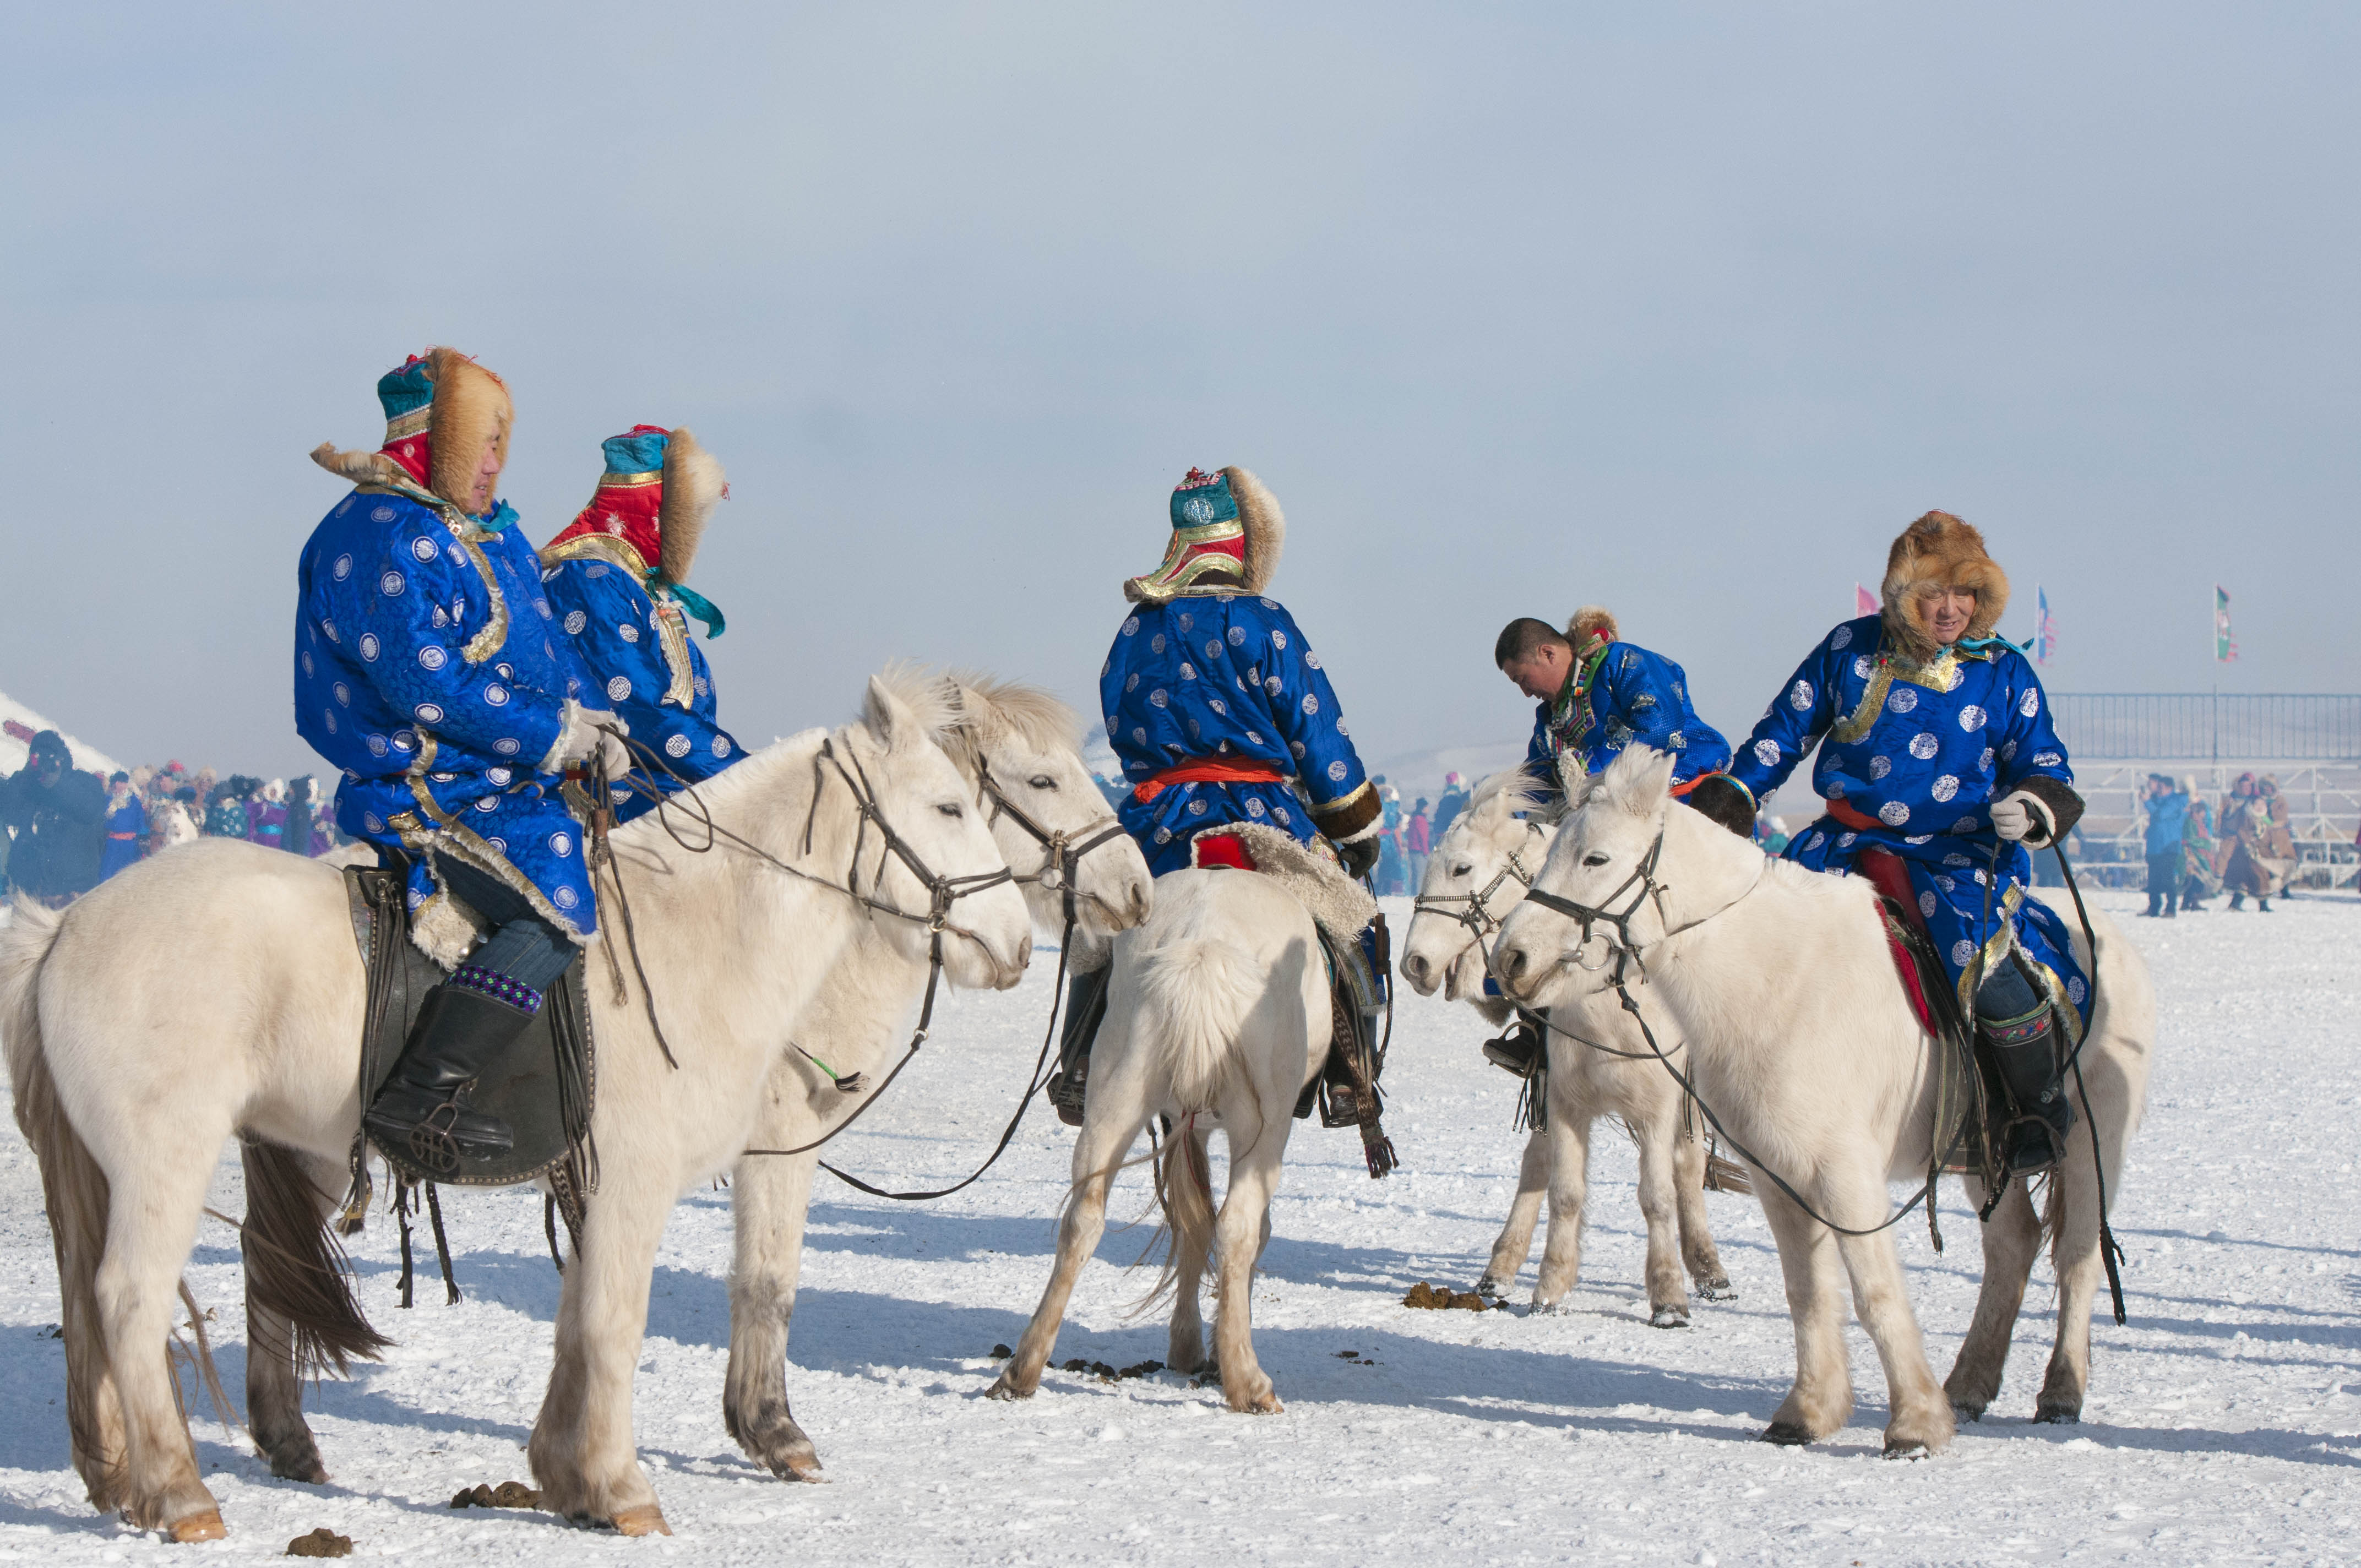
[1132,758,1287,805]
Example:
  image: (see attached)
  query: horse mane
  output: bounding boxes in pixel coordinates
[946,668,1080,758]
[1465,768,1551,830]
[1582,745,1677,817]
[872,660,962,747]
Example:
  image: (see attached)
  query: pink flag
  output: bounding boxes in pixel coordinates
[1854,582,1878,618]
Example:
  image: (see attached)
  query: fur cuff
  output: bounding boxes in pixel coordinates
[2011,776,2083,845]
[409,888,492,969]
[1193,823,1378,943]
[537,699,596,774]
[1309,780,1380,840]
[658,427,727,585]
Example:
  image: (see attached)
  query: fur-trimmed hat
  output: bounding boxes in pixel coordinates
[540,425,731,634]
[1564,606,1619,657]
[1123,465,1286,603]
[1880,510,2009,662]
[310,347,514,514]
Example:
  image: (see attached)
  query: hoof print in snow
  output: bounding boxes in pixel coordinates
[451,1481,542,1510]
[1402,1281,1489,1311]
[286,1528,352,1558]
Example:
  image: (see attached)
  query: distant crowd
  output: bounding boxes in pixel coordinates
[2135,771,2303,917]
[0,726,340,907]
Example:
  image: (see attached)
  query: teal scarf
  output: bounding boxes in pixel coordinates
[656,578,726,638]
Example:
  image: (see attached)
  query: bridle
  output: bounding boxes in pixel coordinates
[1411,820,1546,974]
[1516,818,1764,987]
[973,755,1133,933]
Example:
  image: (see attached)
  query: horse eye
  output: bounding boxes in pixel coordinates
[938,803,964,819]
[1451,864,1472,878]
[1582,852,1610,868]
[1028,775,1058,790]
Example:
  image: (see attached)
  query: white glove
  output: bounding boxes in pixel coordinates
[538,701,631,776]
[1989,790,2053,845]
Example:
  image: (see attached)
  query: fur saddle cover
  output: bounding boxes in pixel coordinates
[343,864,598,1195]
[1189,823,1377,945]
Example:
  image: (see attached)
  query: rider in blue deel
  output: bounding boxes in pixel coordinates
[1726,510,2088,1174]
[298,349,628,1166]
[538,424,741,823]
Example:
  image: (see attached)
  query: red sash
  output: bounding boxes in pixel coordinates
[1131,758,1286,806]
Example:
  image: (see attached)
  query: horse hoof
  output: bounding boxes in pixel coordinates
[612,1504,671,1537]
[1882,1437,1934,1460]
[780,1453,826,1482]
[1474,1276,1508,1300]
[168,1509,227,1543]
[986,1373,1037,1402]
[1759,1420,1814,1447]
[1950,1400,1987,1424]
[2034,1402,2081,1425]
[1649,1305,1691,1330]
[1698,1277,1736,1301]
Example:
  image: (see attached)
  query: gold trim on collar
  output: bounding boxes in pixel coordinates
[596,470,662,489]
[541,532,654,580]
[1830,650,1965,745]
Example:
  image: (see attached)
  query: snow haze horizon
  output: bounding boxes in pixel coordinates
[4,4,2355,782]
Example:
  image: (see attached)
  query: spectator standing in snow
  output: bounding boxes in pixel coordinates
[2179,773,2221,911]
[202,778,251,839]
[280,775,322,857]
[247,778,288,851]
[2140,774,2188,918]
[1405,798,1432,891]
[2222,772,2296,911]
[99,772,146,881]
[0,730,108,906]
[148,786,199,854]
[1431,772,1471,840]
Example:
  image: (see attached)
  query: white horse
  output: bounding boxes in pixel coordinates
[988,850,1362,1414]
[1399,771,1731,1324]
[1,673,1033,1540]
[1493,747,2153,1454]
[717,672,1153,1480]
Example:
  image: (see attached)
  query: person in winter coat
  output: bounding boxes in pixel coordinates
[1728,511,2088,1175]
[247,778,288,851]
[202,778,251,839]
[1431,772,1471,840]
[1498,608,1750,835]
[2139,774,2188,918]
[297,347,625,1166]
[148,786,199,854]
[99,772,147,881]
[0,730,108,905]
[2179,773,2221,910]
[1405,798,1433,891]
[280,775,322,857]
[538,426,740,823]
[2221,772,2297,910]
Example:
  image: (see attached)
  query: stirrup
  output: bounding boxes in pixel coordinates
[1045,1065,1087,1128]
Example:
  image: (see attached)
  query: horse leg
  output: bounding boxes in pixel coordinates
[1630,1107,1692,1327]
[723,1147,823,1479]
[1755,1180,1854,1445]
[1166,1123,1216,1375]
[1477,1127,1550,1299]
[1530,1107,1592,1314]
[91,1121,230,1536]
[529,1180,673,1535]
[1210,1109,1288,1414]
[1826,1169,1954,1457]
[1943,1173,2039,1421]
[988,1063,1151,1400]
[1670,1124,1732,1298]
[2038,1130,2108,1425]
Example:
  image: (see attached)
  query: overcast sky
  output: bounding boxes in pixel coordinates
[3,3,2354,781]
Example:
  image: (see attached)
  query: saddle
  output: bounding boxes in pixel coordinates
[342,861,599,1195]
[1853,850,2001,1183]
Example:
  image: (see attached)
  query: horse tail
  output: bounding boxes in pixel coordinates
[1130,1117,1218,1323]
[238,1139,391,1379]
[1137,936,1261,1114]
[1,896,128,1509]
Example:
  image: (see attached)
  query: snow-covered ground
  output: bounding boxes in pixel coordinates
[1,888,2355,1565]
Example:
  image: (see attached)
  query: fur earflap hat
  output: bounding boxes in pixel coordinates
[540,425,731,634]
[1564,606,1620,656]
[310,347,514,514]
[1880,510,2009,662]
[1123,465,1287,603]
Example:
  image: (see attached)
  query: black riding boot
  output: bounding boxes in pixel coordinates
[1044,966,1109,1128]
[1976,957,2074,1175]
[363,965,537,1169]
[1482,1015,1545,1079]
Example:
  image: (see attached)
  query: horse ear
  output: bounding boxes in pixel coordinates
[1638,748,1677,810]
[863,674,918,752]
